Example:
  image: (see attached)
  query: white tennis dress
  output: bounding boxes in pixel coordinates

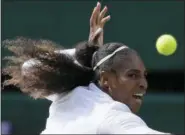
[41,83,168,134]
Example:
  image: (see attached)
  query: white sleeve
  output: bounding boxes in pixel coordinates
[98,109,169,134]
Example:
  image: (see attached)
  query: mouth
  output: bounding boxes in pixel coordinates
[132,93,145,100]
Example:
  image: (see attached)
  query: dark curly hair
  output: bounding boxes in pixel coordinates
[2,37,98,99]
[2,37,135,99]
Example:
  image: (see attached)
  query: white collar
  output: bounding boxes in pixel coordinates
[88,83,102,92]
[45,83,106,102]
[45,83,130,112]
[88,83,113,101]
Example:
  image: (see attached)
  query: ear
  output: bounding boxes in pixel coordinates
[99,71,117,91]
[99,71,109,88]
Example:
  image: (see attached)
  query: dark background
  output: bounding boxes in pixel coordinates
[1,0,184,134]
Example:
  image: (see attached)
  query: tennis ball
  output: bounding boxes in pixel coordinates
[156,34,177,56]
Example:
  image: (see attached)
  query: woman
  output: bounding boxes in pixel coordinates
[3,42,170,134]
[44,42,170,134]
[2,4,170,135]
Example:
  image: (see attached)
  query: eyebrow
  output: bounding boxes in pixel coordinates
[126,69,147,75]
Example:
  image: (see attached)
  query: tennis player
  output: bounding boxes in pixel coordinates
[2,2,171,134]
[41,42,170,134]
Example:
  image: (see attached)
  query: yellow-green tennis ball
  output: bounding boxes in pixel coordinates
[156,34,177,56]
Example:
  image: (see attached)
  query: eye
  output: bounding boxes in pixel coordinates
[128,73,137,79]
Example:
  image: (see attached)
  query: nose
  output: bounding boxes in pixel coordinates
[139,77,148,90]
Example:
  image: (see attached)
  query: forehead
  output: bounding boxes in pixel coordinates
[114,53,146,73]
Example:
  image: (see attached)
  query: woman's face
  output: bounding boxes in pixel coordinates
[99,53,148,113]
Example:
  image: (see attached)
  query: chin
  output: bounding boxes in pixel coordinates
[130,105,141,114]
[132,109,140,114]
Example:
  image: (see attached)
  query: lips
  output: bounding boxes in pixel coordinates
[132,93,145,100]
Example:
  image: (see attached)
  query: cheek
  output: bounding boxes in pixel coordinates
[110,79,134,103]
[118,77,137,94]
[126,81,138,93]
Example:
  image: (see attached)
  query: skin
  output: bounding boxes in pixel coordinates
[99,53,148,113]
[88,2,111,46]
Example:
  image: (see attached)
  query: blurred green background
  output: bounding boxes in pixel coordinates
[1,0,184,134]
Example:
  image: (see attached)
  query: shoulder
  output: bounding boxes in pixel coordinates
[97,101,147,134]
[104,101,145,123]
